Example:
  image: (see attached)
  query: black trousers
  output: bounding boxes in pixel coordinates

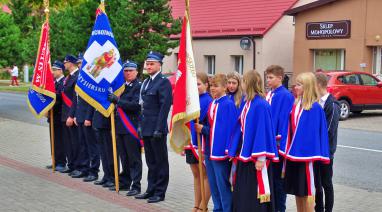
[117,133,142,191]
[94,128,115,182]
[79,123,100,177]
[143,136,169,198]
[315,159,334,212]
[62,123,77,171]
[49,121,66,167]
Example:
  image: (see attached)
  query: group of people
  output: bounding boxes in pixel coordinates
[47,49,340,211]
[185,65,340,212]
[48,51,172,204]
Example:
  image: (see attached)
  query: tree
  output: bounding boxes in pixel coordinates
[49,1,98,61]
[0,13,21,67]
[106,0,181,68]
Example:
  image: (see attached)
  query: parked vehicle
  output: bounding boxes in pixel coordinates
[323,71,382,120]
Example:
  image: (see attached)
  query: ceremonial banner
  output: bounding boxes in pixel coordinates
[75,4,124,117]
[169,14,200,153]
[27,22,56,118]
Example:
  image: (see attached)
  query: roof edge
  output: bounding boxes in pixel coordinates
[284,0,339,16]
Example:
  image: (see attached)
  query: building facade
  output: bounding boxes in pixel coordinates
[163,0,299,85]
[286,0,382,79]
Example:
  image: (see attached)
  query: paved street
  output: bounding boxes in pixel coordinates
[1,92,382,211]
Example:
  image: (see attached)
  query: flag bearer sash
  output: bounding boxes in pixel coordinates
[117,107,144,147]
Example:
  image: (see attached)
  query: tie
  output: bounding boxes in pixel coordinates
[145,78,152,90]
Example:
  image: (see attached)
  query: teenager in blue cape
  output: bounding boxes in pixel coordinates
[195,74,237,212]
[265,65,294,212]
[227,72,246,114]
[228,70,278,212]
[280,72,330,212]
[185,72,212,212]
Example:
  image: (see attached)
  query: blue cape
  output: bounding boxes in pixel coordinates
[280,102,330,162]
[228,95,278,161]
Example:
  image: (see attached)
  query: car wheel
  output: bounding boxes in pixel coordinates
[339,100,350,120]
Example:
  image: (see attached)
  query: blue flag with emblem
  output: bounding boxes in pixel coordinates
[75,3,125,117]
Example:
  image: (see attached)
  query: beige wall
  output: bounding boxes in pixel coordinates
[162,38,255,74]
[292,0,382,78]
[260,15,295,75]
[163,15,296,81]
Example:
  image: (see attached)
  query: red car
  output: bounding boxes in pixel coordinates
[324,71,382,120]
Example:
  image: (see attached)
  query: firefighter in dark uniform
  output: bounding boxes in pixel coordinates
[47,60,66,172]
[108,61,142,195]
[135,51,173,203]
[92,110,115,188]
[60,55,80,175]
[74,57,100,182]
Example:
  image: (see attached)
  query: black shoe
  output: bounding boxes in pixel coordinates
[126,190,140,196]
[147,196,164,203]
[135,192,153,199]
[108,185,130,191]
[46,165,52,169]
[83,175,98,182]
[94,179,107,185]
[102,181,115,188]
[71,171,87,178]
[68,170,79,176]
[60,167,72,173]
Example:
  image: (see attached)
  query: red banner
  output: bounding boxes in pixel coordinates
[31,22,55,97]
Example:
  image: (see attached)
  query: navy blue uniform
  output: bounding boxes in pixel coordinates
[61,70,79,171]
[115,79,142,191]
[140,72,172,198]
[48,76,66,167]
[75,96,100,177]
[92,110,114,184]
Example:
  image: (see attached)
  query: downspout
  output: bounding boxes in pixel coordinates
[252,36,256,69]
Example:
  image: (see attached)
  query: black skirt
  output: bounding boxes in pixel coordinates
[185,149,198,164]
[284,160,321,197]
[232,160,275,212]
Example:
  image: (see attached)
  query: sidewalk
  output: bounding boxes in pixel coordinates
[0,117,382,211]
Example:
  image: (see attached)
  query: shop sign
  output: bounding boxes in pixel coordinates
[306,20,351,39]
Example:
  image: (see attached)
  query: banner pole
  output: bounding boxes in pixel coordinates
[111,108,120,193]
[196,118,207,212]
[49,109,55,172]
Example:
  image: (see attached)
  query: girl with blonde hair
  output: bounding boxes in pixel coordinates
[228,70,278,212]
[280,72,330,212]
[226,72,245,112]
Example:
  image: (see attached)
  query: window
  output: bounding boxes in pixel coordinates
[232,55,243,75]
[338,74,361,85]
[372,47,382,77]
[359,74,378,86]
[314,49,345,71]
[205,55,216,75]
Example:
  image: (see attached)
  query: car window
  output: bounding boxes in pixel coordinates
[359,74,378,86]
[338,74,361,85]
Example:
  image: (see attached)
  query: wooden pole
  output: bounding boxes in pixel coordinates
[49,109,55,172]
[196,118,207,212]
[110,108,119,193]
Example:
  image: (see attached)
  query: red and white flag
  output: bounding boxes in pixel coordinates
[169,14,200,153]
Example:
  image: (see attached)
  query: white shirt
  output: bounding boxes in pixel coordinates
[319,93,330,108]
[145,71,161,90]
[70,68,78,76]
[56,75,64,83]
[11,66,18,77]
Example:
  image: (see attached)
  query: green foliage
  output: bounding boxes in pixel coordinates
[106,0,181,68]
[0,13,21,67]
[3,0,181,70]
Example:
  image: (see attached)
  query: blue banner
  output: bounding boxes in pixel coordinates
[27,88,55,118]
[75,6,125,117]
